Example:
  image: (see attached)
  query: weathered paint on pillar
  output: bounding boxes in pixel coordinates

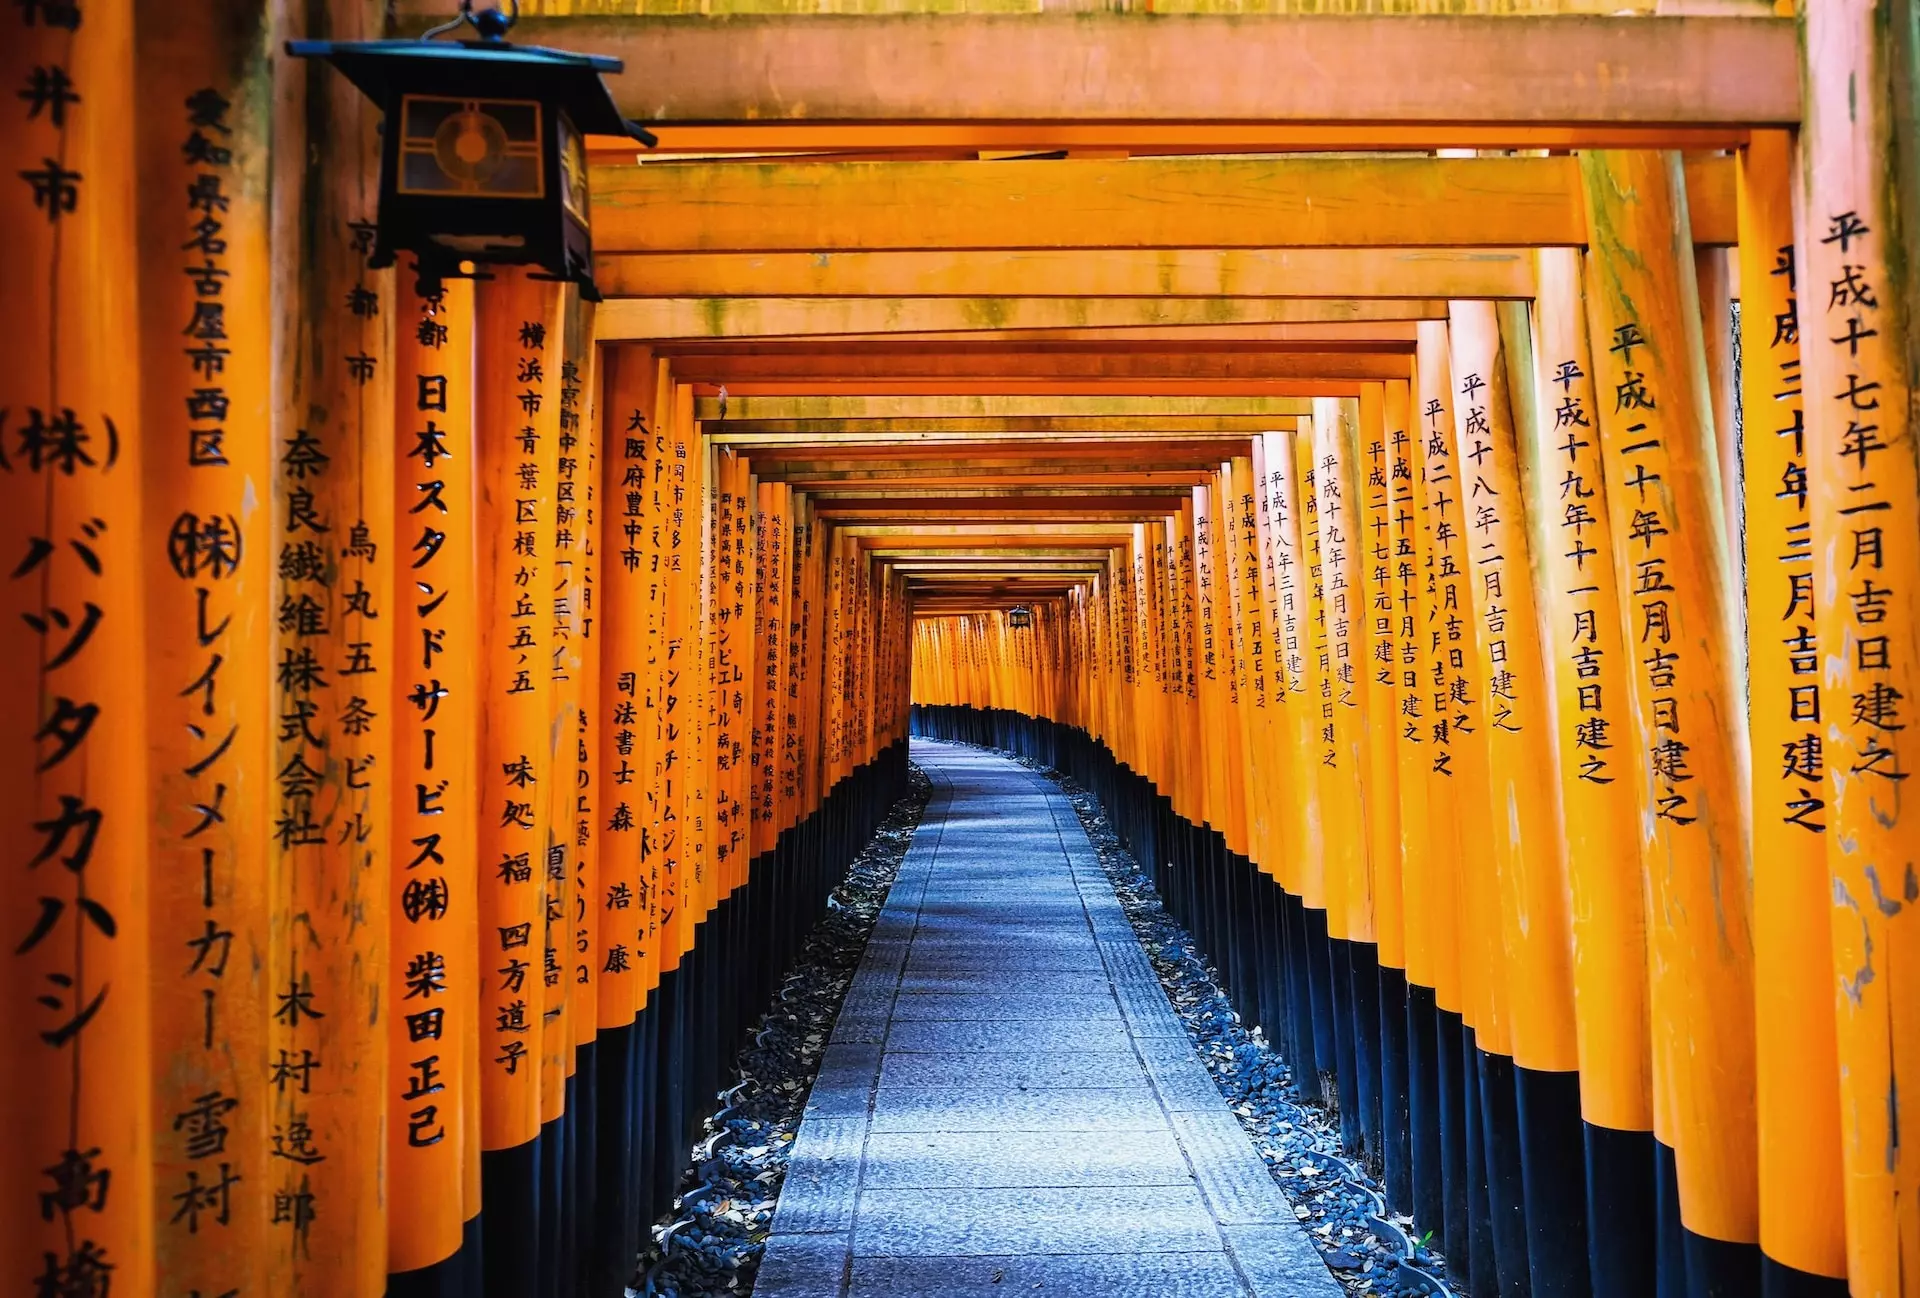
[597,345,658,1028]
[1,0,156,1292]
[541,290,583,1129]
[1798,5,1920,1287]
[1737,128,1850,1285]
[1524,247,1655,1139]
[1580,148,1759,1254]
[136,0,273,1289]
[1388,390,1438,994]
[1447,300,1578,1075]
[1261,427,1320,902]
[1313,398,1374,945]
[563,295,602,1058]
[1295,429,1334,920]
[271,0,395,1282]
[1416,321,1477,1025]
[1360,384,1405,969]
[475,267,560,1153]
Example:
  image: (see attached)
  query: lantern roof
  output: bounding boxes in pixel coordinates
[286,36,657,144]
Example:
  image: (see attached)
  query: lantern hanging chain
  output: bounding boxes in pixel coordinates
[420,0,520,43]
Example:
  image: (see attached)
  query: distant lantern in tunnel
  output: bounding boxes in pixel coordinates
[289,1,655,299]
[1008,605,1034,629]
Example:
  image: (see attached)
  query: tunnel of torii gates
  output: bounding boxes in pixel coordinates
[7,0,1920,1297]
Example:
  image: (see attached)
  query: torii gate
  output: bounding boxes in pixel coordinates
[1,3,1913,1298]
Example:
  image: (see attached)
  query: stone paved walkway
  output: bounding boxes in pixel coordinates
[755,740,1341,1297]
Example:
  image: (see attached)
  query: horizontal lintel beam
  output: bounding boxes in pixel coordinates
[594,249,1525,300]
[593,295,1442,338]
[487,14,1795,127]
[591,155,1734,252]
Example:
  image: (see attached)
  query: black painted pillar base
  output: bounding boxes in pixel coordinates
[1475,1046,1532,1296]
[1378,965,1413,1209]
[480,1136,542,1298]
[1513,1065,1590,1298]
[1583,1121,1657,1298]
[1406,982,1445,1236]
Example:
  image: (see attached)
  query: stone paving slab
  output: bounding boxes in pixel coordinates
[882,1017,1122,1054]
[850,1252,1251,1297]
[855,1185,1223,1256]
[894,970,1116,996]
[756,1233,849,1298]
[901,947,1107,975]
[1139,1035,1233,1112]
[886,991,1121,1022]
[858,1128,1195,1188]
[760,741,1339,1298]
[869,1085,1169,1134]
[877,1047,1140,1089]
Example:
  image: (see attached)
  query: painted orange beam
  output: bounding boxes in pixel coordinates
[669,351,1411,384]
[790,472,1217,489]
[719,436,1266,456]
[852,534,1131,549]
[591,156,1736,253]
[586,122,1749,161]
[594,249,1526,300]
[813,495,1192,513]
[485,14,1797,126]
[695,381,1365,397]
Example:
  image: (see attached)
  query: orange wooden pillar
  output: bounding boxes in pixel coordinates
[1311,397,1382,1163]
[1,0,156,1292]
[591,343,662,1289]
[1798,8,1920,1290]
[1580,148,1760,1290]
[386,274,479,1287]
[1293,425,1349,1109]
[133,0,274,1290]
[749,487,773,857]
[1526,246,1659,1297]
[1449,298,1589,1292]
[1363,381,1414,1212]
[1734,129,1851,1293]
[1387,375,1448,1238]
[269,9,396,1286]
[658,381,696,985]
[1258,426,1327,1102]
[474,267,561,1294]
[1415,320,1488,1287]
[566,304,604,1066]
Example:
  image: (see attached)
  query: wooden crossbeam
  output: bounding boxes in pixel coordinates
[471,14,1795,127]
[741,446,1256,470]
[591,155,1735,252]
[846,529,1133,544]
[593,250,1529,300]
[713,416,1295,435]
[585,122,1749,161]
[698,380,1360,396]
[779,469,1217,487]
[668,348,1410,383]
[593,297,1442,338]
[814,495,1190,514]
[598,253,1511,302]
[696,395,1311,419]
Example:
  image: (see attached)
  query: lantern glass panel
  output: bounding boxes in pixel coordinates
[398,94,545,198]
[558,114,589,225]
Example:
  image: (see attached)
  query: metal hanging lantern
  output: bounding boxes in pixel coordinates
[1007,605,1033,629]
[289,1,655,300]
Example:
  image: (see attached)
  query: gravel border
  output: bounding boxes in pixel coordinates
[635,764,934,1298]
